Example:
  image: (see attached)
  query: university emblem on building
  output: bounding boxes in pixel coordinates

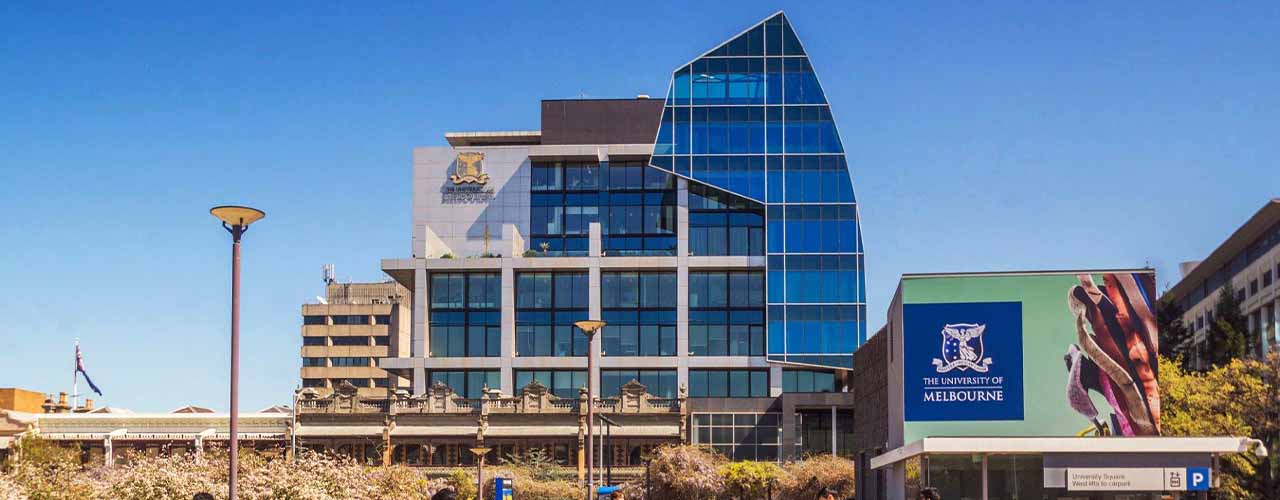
[451,152,490,185]
[932,323,993,373]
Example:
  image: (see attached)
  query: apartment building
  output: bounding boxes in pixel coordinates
[300,280,410,397]
[1163,199,1280,368]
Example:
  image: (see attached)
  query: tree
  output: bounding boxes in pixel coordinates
[1160,355,1273,498]
[1207,281,1250,367]
[1156,295,1192,368]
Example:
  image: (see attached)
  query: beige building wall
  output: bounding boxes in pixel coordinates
[0,388,45,413]
[300,282,410,397]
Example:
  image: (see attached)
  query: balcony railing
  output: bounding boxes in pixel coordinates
[298,379,685,416]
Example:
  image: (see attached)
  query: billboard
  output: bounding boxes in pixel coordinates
[899,271,1160,442]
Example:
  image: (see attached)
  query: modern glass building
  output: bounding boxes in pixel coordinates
[362,11,862,465]
[649,12,866,369]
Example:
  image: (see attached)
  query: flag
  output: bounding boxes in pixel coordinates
[76,344,103,396]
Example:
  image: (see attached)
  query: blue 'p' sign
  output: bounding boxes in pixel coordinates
[1187,467,1211,491]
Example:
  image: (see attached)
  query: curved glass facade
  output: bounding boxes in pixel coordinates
[650,12,865,368]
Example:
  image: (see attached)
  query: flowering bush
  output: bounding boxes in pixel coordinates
[2,440,450,500]
[780,454,855,499]
[643,445,725,500]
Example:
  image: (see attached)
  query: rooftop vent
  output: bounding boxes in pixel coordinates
[636,94,651,100]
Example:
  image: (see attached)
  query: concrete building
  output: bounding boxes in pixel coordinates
[300,280,411,397]
[367,11,864,465]
[0,388,46,414]
[1163,199,1280,368]
[0,407,290,466]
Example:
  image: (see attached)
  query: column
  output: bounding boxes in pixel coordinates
[676,178,690,391]
[500,263,515,395]
[589,222,603,399]
[830,405,838,456]
[412,266,429,395]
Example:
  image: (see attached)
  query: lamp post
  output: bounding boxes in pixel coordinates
[210,205,265,500]
[598,414,619,487]
[470,447,492,500]
[574,319,606,500]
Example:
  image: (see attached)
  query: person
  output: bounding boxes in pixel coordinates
[432,488,457,500]
[918,486,941,500]
[816,486,837,500]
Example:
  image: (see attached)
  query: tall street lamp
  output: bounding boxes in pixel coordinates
[210,205,265,500]
[574,319,606,500]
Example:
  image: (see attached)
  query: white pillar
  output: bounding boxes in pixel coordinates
[589,222,603,399]
[830,406,837,456]
[981,454,989,500]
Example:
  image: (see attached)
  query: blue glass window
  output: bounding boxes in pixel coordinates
[516,273,588,357]
[429,273,500,358]
[601,369,677,398]
[652,12,865,370]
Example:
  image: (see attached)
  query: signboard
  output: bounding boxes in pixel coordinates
[443,151,496,204]
[899,271,1161,441]
[493,477,514,499]
[903,301,1024,421]
[1066,467,1210,491]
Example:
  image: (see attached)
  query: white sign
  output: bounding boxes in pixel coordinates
[1066,468,1208,491]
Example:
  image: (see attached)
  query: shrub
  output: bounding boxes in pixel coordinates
[447,468,477,500]
[514,478,582,500]
[720,460,783,499]
[646,445,725,500]
[780,454,855,500]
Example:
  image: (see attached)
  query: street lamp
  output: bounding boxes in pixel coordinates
[574,319,606,500]
[210,205,265,500]
[469,446,492,500]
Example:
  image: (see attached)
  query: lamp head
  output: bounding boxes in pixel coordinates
[210,205,266,227]
[574,320,607,336]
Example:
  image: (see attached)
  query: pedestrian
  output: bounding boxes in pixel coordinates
[918,486,941,500]
[432,488,457,500]
[816,486,837,500]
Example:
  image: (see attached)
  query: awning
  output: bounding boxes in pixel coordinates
[487,426,578,437]
[38,433,109,441]
[390,426,477,437]
[870,436,1263,470]
[607,425,680,438]
[294,426,383,437]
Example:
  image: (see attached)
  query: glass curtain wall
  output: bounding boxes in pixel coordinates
[650,12,865,368]
[601,272,677,356]
[515,272,589,357]
[429,273,501,358]
[529,160,676,257]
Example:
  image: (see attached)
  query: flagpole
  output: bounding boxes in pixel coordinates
[72,339,80,411]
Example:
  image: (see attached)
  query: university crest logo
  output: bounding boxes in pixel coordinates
[932,323,993,373]
[451,152,489,185]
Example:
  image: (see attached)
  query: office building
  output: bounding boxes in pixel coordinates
[1163,199,1280,368]
[319,11,867,465]
[300,279,411,397]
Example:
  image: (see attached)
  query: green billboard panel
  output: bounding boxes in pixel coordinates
[899,271,1160,442]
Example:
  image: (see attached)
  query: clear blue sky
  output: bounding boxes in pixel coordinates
[2,1,1277,412]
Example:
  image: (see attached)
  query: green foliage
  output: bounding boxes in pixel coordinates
[441,253,456,259]
[502,447,559,482]
[511,478,582,500]
[447,468,477,500]
[1156,295,1192,367]
[522,249,539,257]
[1207,281,1250,367]
[1160,355,1274,498]
[719,460,782,499]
